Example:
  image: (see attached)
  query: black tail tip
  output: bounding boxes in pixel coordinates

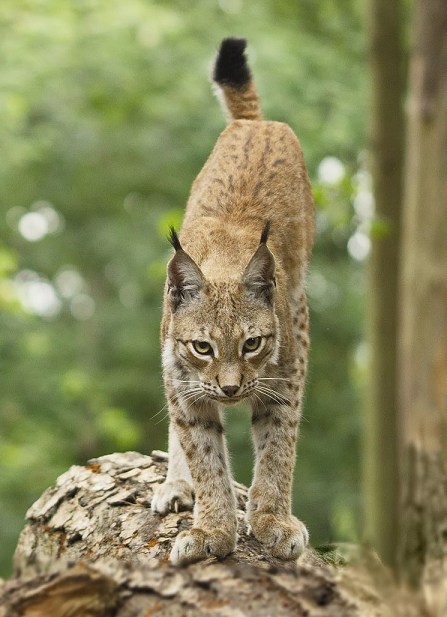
[168,226,181,251]
[213,37,251,88]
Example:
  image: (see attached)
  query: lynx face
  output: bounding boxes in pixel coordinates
[164,280,279,404]
[163,230,280,404]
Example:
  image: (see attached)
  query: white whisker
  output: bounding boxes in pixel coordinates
[151,401,170,420]
[177,388,204,404]
[154,411,170,426]
[251,390,267,412]
[172,386,201,399]
[191,393,208,407]
[255,384,291,406]
[257,383,291,401]
[152,384,209,424]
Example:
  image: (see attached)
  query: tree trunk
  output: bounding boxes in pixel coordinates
[1,450,426,616]
[365,0,405,569]
[398,1,447,614]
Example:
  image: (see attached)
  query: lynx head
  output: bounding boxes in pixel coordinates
[163,223,280,404]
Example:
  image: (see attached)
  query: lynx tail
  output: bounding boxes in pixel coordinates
[213,37,262,122]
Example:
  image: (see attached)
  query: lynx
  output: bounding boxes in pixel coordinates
[151,38,315,565]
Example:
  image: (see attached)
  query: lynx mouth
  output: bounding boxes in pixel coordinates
[205,390,254,405]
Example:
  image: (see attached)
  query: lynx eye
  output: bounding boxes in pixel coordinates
[243,336,262,353]
[193,340,212,355]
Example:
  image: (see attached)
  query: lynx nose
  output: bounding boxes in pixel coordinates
[221,385,239,398]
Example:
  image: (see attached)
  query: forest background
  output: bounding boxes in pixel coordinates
[0,0,377,577]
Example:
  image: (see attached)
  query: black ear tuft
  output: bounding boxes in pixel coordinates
[168,226,181,251]
[260,220,271,245]
[213,37,251,88]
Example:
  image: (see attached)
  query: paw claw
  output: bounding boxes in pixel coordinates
[151,480,194,515]
[170,527,236,566]
[248,512,308,561]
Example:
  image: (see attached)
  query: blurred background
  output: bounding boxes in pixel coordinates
[0,0,369,576]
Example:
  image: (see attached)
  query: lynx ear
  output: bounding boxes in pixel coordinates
[243,225,275,303]
[167,228,204,311]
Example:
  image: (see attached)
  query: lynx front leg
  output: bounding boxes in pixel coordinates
[151,420,194,515]
[169,402,237,565]
[248,393,308,560]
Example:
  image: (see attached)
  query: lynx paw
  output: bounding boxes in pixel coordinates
[170,527,236,566]
[248,512,308,560]
[151,479,194,515]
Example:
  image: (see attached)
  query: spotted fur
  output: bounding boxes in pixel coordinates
[151,38,315,566]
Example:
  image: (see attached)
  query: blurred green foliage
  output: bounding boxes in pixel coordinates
[0,0,367,576]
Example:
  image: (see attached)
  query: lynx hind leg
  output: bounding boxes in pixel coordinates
[151,420,194,515]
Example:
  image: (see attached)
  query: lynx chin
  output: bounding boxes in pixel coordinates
[151,37,315,566]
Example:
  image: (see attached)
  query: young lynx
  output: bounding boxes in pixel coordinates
[151,38,315,565]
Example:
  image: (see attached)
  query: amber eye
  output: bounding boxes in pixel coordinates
[243,336,262,353]
[193,340,212,355]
